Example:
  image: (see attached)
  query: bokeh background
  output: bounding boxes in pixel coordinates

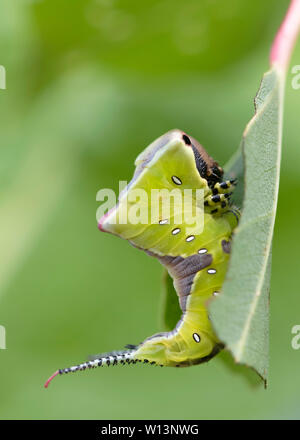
[0,0,299,420]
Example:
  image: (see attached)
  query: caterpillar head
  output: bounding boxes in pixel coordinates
[98,129,223,237]
[134,129,223,188]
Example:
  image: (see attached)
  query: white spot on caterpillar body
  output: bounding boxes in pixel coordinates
[193,333,201,343]
[207,269,217,274]
[172,176,182,185]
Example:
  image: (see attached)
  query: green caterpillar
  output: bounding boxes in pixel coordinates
[45,129,240,387]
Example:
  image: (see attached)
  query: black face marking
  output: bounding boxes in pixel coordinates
[182,134,191,145]
[221,239,231,254]
[193,333,201,343]
[212,166,222,179]
[172,175,182,185]
[221,201,226,208]
[212,188,219,195]
[191,145,208,182]
[211,208,218,214]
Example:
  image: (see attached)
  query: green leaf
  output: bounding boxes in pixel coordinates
[210,67,283,383]
[224,145,244,209]
[160,68,283,384]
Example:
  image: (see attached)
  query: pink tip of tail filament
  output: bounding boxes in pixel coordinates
[44,370,59,388]
[97,207,115,232]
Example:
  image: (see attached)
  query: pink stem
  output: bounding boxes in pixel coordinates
[270,0,300,72]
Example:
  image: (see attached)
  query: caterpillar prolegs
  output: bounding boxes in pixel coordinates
[45,129,240,387]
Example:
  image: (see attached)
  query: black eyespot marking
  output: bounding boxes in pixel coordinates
[182,134,191,145]
[193,333,201,343]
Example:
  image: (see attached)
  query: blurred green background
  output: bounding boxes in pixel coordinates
[0,0,299,420]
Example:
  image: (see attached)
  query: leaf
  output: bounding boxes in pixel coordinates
[224,145,244,209]
[209,67,283,383]
[160,68,282,383]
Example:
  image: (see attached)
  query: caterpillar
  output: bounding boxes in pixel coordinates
[45,129,240,387]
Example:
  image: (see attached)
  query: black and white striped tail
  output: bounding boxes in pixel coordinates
[44,350,136,388]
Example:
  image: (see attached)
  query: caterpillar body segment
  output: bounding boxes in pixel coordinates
[45,129,240,387]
